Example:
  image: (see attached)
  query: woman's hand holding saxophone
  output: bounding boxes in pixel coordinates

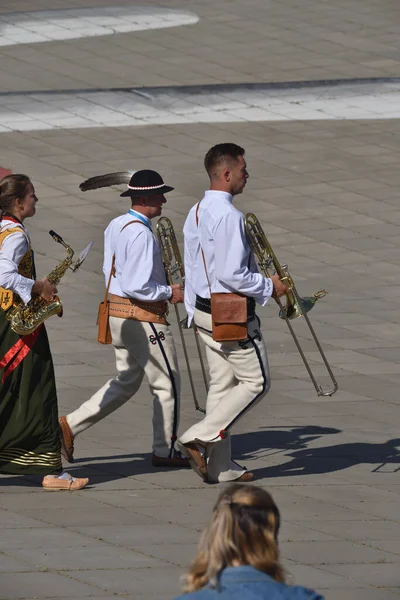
[32,277,57,301]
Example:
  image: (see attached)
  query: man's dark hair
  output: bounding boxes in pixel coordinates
[204,143,245,177]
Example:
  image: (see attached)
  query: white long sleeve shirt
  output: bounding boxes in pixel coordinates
[183,190,273,324]
[0,218,35,305]
[103,209,172,301]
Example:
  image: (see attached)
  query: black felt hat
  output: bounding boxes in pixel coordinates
[120,169,174,198]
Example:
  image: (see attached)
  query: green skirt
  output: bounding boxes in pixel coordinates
[0,310,62,475]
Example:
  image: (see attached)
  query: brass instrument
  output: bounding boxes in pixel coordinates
[8,230,93,335]
[245,213,338,397]
[156,216,207,413]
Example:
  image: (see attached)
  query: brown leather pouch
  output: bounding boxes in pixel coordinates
[195,203,248,342]
[211,292,248,342]
[97,300,112,344]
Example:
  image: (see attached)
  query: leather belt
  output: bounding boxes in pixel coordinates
[195,295,256,319]
[109,293,168,324]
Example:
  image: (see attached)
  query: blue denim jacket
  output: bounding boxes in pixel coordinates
[174,565,324,600]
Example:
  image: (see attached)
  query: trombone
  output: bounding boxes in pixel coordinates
[156,216,207,413]
[245,213,338,397]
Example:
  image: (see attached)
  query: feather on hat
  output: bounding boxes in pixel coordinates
[80,171,134,192]
[80,170,173,197]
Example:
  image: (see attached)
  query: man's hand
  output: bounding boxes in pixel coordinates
[32,277,58,301]
[270,274,289,302]
[169,283,184,304]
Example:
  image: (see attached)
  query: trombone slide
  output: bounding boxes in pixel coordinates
[244,212,338,397]
[156,216,208,412]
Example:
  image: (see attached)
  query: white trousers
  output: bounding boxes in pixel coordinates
[178,309,270,482]
[67,316,180,458]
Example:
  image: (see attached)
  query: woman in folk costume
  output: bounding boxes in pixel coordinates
[0,172,88,490]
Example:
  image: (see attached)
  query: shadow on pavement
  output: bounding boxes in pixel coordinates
[232,428,400,478]
[2,428,398,486]
[233,425,341,457]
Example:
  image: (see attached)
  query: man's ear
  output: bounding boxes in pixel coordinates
[131,196,142,206]
[223,168,231,182]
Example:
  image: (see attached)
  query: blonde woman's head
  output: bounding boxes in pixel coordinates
[184,484,284,592]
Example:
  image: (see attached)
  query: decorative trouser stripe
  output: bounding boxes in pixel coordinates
[212,334,267,439]
[149,322,178,457]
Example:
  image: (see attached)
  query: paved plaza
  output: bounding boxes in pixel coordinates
[1,1,400,599]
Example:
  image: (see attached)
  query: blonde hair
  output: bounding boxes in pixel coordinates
[184,484,285,592]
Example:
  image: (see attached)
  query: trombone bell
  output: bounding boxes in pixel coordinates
[280,290,328,320]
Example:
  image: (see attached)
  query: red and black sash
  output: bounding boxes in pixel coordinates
[0,214,40,381]
[0,326,42,382]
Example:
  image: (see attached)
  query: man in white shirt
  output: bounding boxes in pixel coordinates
[59,170,189,469]
[178,144,288,483]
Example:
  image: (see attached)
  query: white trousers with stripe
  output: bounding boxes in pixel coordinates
[178,309,270,482]
[67,316,180,458]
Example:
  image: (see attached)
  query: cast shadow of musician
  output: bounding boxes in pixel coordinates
[0,425,339,486]
[71,426,400,480]
[5,429,397,487]
[0,426,341,486]
[232,425,341,460]
[233,430,400,478]
[70,426,342,484]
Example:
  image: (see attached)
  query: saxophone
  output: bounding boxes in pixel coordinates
[7,230,92,335]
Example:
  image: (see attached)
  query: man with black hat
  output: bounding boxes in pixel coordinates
[59,170,189,469]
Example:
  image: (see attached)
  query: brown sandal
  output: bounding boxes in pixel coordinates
[59,416,74,463]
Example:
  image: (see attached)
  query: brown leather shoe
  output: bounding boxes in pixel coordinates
[181,442,208,482]
[59,416,74,463]
[236,471,254,482]
[152,452,190,468]
[42,475,88,491]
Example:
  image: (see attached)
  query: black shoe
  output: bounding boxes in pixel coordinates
[152,451,190,468]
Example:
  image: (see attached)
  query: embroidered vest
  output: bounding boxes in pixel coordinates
[0,227,34,311]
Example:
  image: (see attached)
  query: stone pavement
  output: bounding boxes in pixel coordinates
[1,1,400,599]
